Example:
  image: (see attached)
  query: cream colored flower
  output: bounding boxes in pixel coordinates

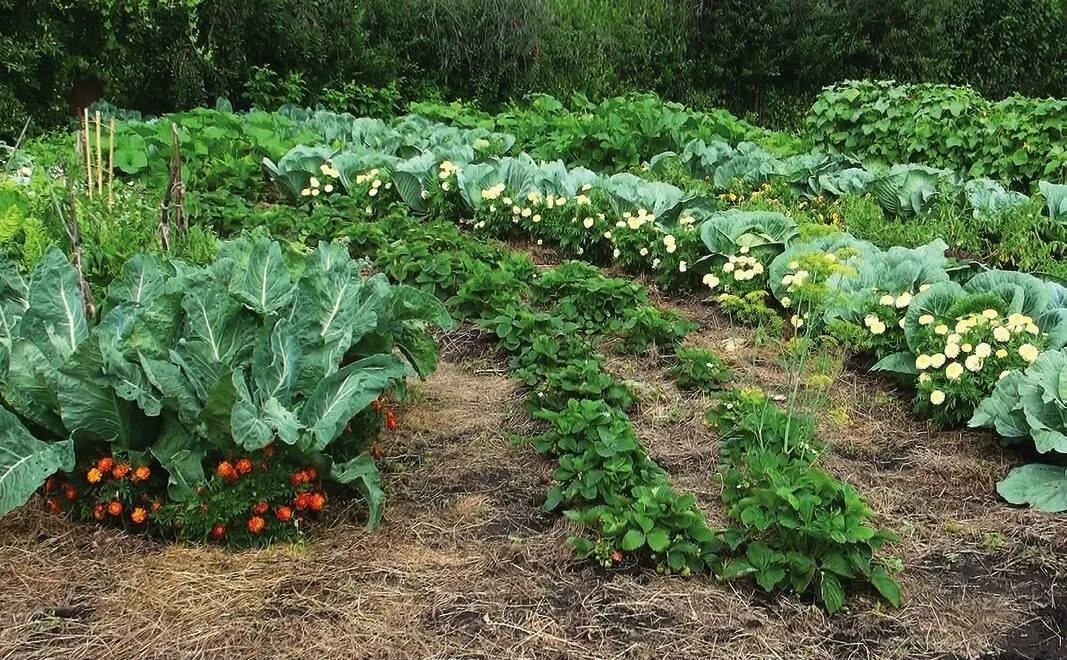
[964,355,983,372]
[915,354,932,370]
[919,314,934,326]
[945,362,964,380]
[930,390,946,405]
[993,326,1011,342]
[974,342,992,358]
[582,217,594,228]
[879,294,895,306]
[929,353,946,368]
[1019,343,1040,362]
[895,292,912,308]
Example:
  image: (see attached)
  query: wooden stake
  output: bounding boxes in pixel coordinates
[108,117,115,209]
[95,111,103,195]
[82,108,92,199]
[159,123,185,251]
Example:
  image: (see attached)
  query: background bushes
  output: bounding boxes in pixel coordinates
[1,0,1064,139]
[806,80,1067,186]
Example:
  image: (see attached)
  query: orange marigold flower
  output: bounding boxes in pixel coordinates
[235,458,253,475]
[97,457,114,473]
[151,501,162,512]
[305,467,318,482]
[86,468,103,484]
[263,444,276,457]
[294,492,310,510]
[44,476,57,493]
[308,492,326,512]
[252,501,269,515]
[210,523,226,540]
[62,484,77,501]
[132,466,151,482]
[107,500,123,516]
[130,507,147,524]
[290,470,307,487]
[45,498,62,515]
[611,550,624,563]
[92,503,106,520]
[216,461,238,482]
[275,505,293,523]
[247,516,266,535]
[111,463,130,479]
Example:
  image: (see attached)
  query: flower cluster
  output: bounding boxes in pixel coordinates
[697,244,769,300]
[438,160,459,192]
[45,455,162,529]
[912,309,1045,425]
[300,161,339,198]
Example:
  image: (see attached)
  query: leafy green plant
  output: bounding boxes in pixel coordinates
[874,271,1067,426]
[0,237,452,532]
[807,80,1067,186]
[669,347,731,392]
[612,305,695,354]
[971,348,1067,512]
[530,399,721,575]
[708,388,901,613]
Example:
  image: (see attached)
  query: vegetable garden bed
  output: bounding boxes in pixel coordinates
[2,299,1063,659]
[3,88,1067,658]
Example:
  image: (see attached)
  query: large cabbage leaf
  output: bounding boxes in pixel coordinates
[698,210,797,257]
[0,408,74,517]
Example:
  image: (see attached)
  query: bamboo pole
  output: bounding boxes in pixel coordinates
[95,111,103,195]
[108,117,115,209]
[82,108,92,199]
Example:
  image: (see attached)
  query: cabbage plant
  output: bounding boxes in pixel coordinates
[971,349,1067,512]
[0,237,452,523]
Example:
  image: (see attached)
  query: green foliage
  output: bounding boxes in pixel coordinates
[807,80,1067,185]
[970,348,1067,513]
[613,305,695,354]
[716,292,784,334]
[0,238,451,529]
[708,388,901,612]
[668,347,731,393]
[530,399,720,576]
